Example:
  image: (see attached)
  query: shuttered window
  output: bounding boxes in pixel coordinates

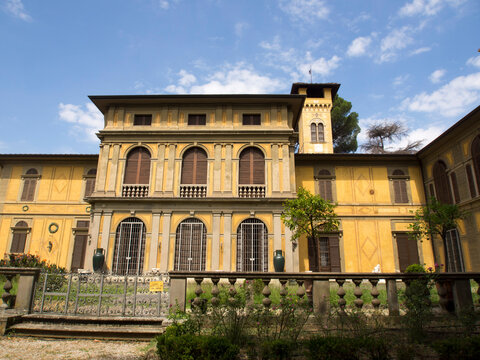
[472,136,480,193]
[84,168,96,197]
[236,218,268,272]
[174,218,207,271]
[124,147,151,184]
[392,169,409,204]
[188,114,206,125]
[242,114,261,125]
[396,233,420,272]
[239,147,265,184]
[134,114,152,126]
[450,172,460,203]
[71,234,88,271]
[10,221,28,253]
[466,164,477,198]
[433,161,453,204]
[316,169,333,201]
[181,147,208,184]
[21,168,39,201]
[309,236,341,272]
[317,123,324,142]
[311,123,317,142]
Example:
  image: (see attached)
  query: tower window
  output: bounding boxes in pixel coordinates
[310,123,324,143]
[188,114,207,125]
[133,114,152,126]
[242,114,261,125]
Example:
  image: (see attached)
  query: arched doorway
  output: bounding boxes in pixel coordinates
[174,218,207,271]
[236,218,268,272]
[112,217,146,275]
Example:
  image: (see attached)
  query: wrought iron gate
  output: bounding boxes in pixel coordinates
[236,219,268,272]
[174,218,206,271]
[112,217,146,275]
[33,272,169,317]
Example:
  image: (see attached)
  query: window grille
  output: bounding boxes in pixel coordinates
[445,228,464,272]
[112,217,146,275]
[236,218,268,272]
[174,218,206,271]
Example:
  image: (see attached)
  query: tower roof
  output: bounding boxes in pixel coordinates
[290,83,340,98]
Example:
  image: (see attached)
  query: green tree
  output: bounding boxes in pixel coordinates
[281,187,339,271]
[409,197,467,271]
[331,95,361,153]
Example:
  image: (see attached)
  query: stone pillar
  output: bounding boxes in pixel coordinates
[106,144,120,196]
[100,211,112,261]
[223,212,232,271]
[387,279,400,316]
[211,212,221,270]
[284,226,296,272]
[452,279,474,314]
[225,144,232,193]
[165,145,176,195]
[149,212,161,270]
[159,212,172,271]
[273,212,282,252]
[213,144,222,194]
[154,144,166,195]
[96,144,110,193]
[282,144,291,193]
[85,211,102,271]
[169,278,186,311]
[313,280,330,314]
[271,144,280,194]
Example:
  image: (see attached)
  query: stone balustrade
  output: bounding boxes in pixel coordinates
[122,185,149,198]
[238,185,266,198]
[179,185,207,198]
[1,267,41,313]
[168,271,480,316]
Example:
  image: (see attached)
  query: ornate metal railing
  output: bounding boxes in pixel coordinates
[238,185,265,198]
[122,185,149,198]
[169,271,480,316]
[179,185,207,198]
[33,272,170,317]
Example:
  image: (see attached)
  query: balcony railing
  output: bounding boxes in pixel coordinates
[238,185,266,198]
[180,184,207,198]
[122,185,149,198]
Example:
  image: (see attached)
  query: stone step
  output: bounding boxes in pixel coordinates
[22,313,166,326]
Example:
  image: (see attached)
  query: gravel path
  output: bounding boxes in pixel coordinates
[0,337,157,360]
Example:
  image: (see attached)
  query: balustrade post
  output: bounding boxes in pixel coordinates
[386,279,399,316]
[262,279,272,308]
[313,280,330,314]
[336,279,346,310]
[369,279,381,310]
[452,279,473,314]
[169,278,187,311]
[1,274,15,310]
[353,279,364,309]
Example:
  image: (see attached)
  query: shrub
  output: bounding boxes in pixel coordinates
[260,338,296,360]
[404,263,426,273]
[431,336,480,360]
[305,336,360,360]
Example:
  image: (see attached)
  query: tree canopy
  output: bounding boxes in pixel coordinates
[331,95,361,153]
[361,121,423,154]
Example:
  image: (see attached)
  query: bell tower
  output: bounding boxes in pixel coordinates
[291,83,339,154]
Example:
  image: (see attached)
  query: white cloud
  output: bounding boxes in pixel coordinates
[278,0,329,23]
[402,72,480,117]
[467,56,480,68]
[3,0,31,21]
[399,0,464,17]
[378,26,414,63]
[396,125,444,150]
[234,22,249,37]
[58,103,103,142]
[298,54,341,79]
[393,74,409,87]
[158,0,169,9]
[347,36,372,57]
[429,69,446,83]
[165,63,283,94]
[410,47,432,55]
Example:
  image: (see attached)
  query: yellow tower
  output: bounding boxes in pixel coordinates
[291,83,340,154]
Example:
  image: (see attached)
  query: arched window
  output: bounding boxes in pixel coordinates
[471,136,480,192]
[84,168,97,197]
[391,169,409,204]
[310,122,324,143]
[433,161,453,204]
[112,217,146,275]
[181,147,208,184]
[311,123,317,142]
[445,228,464,272]
[10,221,29,253]
[236,218,268,272]
[450,171,460,203]
[316,169,333,201]
[465,164,477,198]
[174,218,207,271]
[239,147,265,184]
[21,168,39,201]
[317,123,324,142]
[124,147,151,184]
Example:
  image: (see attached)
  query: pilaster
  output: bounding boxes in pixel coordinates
[159,212,172,271]
[149,212,161,270]
[223,212,232,271]
[106,144,120,196]
[211,212,221,270]
[165,145,176,195]
[154,144,166,195]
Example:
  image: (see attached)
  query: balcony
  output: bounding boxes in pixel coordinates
[122,185,149,198]
[180,184,207,198]
[238,185,265,198]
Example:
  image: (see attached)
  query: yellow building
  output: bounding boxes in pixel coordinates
[0,83,477,274]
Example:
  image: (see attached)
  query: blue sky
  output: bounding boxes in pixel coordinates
[1,0,479,154]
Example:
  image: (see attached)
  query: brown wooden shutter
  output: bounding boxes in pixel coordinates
[252,148,265,184]
[77,220,90,228]
[124,148,151,184]
[85,178,95,197]
[181,147,207,184]
[181,149,195,184]
[71,234,88,271]
[466,164,477,198]
[433,161,453,204]
[307,236,318,271]
[318,180,333,201]
[329,236,341,272]
[396,233,419,272]
[195,149,207,184]
[317,123,324,142]
[138,149,151,184]
[393,179,408,203]
[472,136,480,192]
[239,149,251,184]
[10,232,26,253]
[450,172,460,203]
[21,178,37,201]
[311,123,317,142]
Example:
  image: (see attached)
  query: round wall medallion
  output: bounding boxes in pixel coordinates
[22,205,29,212]
[48,223,59,234]
[86,206,91,213]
